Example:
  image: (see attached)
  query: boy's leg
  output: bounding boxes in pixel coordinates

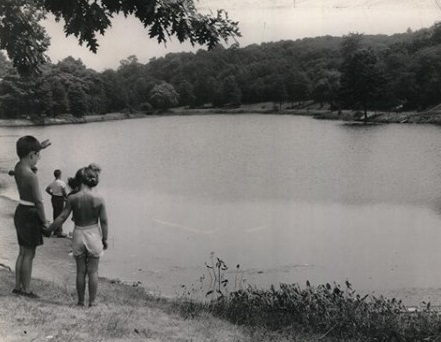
[52,197,65,236]
[86,257,100,306]
[75,256,87,305]
[14,246,25,291]
[20,246,36,293]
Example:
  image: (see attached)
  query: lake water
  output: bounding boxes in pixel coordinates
[2,115,441,297]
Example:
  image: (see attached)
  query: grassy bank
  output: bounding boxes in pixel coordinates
[0,268,342,342]
[4,266,441,342]
[0,268,247,342]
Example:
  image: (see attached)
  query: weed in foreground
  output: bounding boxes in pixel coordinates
[177,254,441,341]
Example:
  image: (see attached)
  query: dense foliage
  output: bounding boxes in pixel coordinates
[0,0,240,76]
[205,283,441,341]
[176,256,441,341]
[1,22,441,118]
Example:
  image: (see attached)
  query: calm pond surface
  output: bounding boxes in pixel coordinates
[2,114,441,297]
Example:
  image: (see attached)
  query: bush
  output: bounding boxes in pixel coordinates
[184,255,441,341]
[206,281,441,341]
[139,102,153,114]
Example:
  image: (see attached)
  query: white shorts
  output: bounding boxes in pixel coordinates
[72,224,104,258]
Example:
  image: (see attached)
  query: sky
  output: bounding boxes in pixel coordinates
[43,0,441,71]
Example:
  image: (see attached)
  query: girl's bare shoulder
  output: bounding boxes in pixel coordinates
[93,193,105,204]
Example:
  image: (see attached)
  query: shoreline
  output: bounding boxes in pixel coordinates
[1,188,441,316]
[1,105,441,127]
[1,192,441,308]
[0,112,149,127]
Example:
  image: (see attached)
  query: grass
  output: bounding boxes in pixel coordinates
[173,256,441,342]
[0,268,249,342]
[1,268,346,342]
[4,254,441,341]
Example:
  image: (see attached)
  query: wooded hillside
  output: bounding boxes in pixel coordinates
[1,22,441,118]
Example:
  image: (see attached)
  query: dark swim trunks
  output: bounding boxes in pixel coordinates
[14,204,43,247]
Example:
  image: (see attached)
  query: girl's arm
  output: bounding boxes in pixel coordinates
[99,200,109,249]
[49,197,72,231]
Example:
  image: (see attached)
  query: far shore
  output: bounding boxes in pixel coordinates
[1,102,441,127]
[0,112,149,127]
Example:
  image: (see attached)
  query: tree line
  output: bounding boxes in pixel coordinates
[1,22,441,119]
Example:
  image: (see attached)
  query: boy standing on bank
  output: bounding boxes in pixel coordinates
[12,135,51,298]
[45,169,67,238]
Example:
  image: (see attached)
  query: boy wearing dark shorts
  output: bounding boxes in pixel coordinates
[12,136,51,298]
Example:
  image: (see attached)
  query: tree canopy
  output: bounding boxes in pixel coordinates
[0,0,241,75]
[1,23,441,118]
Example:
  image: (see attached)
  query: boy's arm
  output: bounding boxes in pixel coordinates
[99,200,109,249]
[40,139,51,149]
[30,174,47,223]
[45,184,52,196]
[49,197,72,231]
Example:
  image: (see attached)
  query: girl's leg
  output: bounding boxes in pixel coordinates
[20,246,36,293]
[75,256,87,305]
[14,246,24,291]
[86,257,100,306]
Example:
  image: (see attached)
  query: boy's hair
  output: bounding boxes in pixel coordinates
[54,169,61,178]
[16,136,42,159]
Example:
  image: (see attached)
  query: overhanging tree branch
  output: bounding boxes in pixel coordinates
[0,0,241,76]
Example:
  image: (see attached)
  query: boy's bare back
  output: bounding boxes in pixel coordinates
[14,162,45,220]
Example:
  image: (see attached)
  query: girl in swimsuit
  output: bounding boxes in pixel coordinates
[49,163,109,307]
